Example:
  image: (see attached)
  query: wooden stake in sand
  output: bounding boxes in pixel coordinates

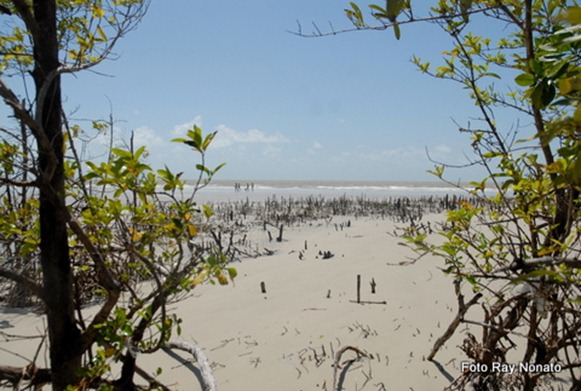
[357,274,361,304]
[350,275,386,305]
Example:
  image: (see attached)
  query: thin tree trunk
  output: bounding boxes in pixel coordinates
[32,0,82,388]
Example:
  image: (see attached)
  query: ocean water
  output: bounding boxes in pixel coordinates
[188,179,479,203]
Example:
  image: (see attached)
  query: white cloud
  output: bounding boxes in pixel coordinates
[92,127,117,148]
[380,146,423,158]
[212,125,289,148]
[88,125,151,154]
[132,126,165,149]
[171,115,203,137]
[80,125,165,164]
[433,144,452,154]
[262,145,282,157]
[307,140,323,155]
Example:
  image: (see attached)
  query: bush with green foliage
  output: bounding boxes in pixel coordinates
[0,1,231,389]
[330,1,581,390]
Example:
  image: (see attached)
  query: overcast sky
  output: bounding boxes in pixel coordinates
[54,1,525,182]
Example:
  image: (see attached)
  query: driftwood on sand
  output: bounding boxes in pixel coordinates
[164,340,218,391]
[332,345,369,391]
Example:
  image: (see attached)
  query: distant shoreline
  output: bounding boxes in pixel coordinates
[195,178,472,189]
[189,179,489,203]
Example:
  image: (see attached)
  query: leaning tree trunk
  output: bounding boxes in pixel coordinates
[31,0,82,389]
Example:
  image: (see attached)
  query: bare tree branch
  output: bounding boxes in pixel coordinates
[289,6,498,38]
[0,267,43,300]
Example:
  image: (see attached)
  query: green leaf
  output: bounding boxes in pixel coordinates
[465,274,478,289]
[227,267,238,281]
[530,80,555,109]
[133,145,147,160]
[202,131,218,151]
[212,162,226,175]
[482,72,501,79]
[202,204,214,219]
[111,148,132,158]
[572,154,581,180]
[393,21,401,40]
[196,164,211,175]
[428,165,445,178]
[369,4,386,14]
[560,6,581,25]
[386,0,404,22]
[96,26,107,42]
[217,274,228,285]
[349,2,363,22]
[551,62,569,79]
[460,0,472,23]
[515,73,535,87]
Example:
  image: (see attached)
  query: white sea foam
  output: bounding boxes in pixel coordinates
[181,179,495,203]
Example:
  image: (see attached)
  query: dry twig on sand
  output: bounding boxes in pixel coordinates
[332,345,369,391]
[427,280,482,361]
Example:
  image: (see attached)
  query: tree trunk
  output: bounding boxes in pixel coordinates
[32,1,82,389]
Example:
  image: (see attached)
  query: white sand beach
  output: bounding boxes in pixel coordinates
[1,211,475,390]
[142,213,467,390]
